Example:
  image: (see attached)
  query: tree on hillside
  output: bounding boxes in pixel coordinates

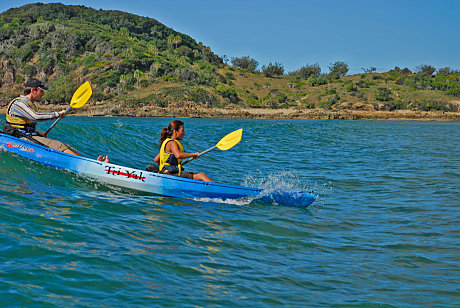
[362,67,376,73]
[438,67,453,75]
[375,87,392,101]
[22,64,37,78]
[44,75,76,103]
[401,68,412,75]
[416,64,436,76]
[261,62,284,77]
[216,85,239,103]
[134,69,143,88]
[119,74,130,91]
[289,63,321,79]
[119,27,129,37]
[329,61,349,76]
[167,35,182,48]
[147,44,159,55]
[173,35,182,48]
[231,56,258,73]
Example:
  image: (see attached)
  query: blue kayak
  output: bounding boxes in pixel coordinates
[0,132,316,206]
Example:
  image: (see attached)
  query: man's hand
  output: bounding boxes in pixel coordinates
[58,110,66,119]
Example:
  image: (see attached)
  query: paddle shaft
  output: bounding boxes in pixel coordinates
[44,105,72,136]
[182,145,216,166]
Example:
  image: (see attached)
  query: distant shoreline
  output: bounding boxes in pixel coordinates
[76,106,460,121]
[1,106,460,121]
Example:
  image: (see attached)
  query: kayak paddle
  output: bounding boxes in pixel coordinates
[182,128,243,165]
[45,81,92,136]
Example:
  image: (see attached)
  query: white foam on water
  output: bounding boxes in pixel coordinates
[194,170,324,207]
[242,170,305,193]
[113,120,127,128]
[242,170,331,206]
[191,195,257,206]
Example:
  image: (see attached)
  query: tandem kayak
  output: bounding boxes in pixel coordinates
[0,133,316,207]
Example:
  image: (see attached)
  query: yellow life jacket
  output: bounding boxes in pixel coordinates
[159,138,184,175]
[5,96,38,131]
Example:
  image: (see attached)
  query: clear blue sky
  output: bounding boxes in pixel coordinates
[1,0,459,75]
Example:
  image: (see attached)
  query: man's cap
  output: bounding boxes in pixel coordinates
[25,78,48,91]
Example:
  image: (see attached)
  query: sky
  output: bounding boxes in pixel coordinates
[1,0,459,75]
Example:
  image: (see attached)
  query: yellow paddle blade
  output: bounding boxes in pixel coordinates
[216,128,243,151]
[70,81,92,108]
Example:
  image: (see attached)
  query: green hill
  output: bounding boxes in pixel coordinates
[1,3,459,117]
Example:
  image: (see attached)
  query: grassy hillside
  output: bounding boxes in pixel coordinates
[0,3,221,102]
[1,3,459,116]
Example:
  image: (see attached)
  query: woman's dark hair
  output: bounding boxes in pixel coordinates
[159,120,184,148]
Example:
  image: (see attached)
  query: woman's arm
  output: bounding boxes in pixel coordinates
[154,153,160,164]
[169,141,199,160]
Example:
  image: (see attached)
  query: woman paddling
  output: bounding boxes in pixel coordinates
[153,120,213,182]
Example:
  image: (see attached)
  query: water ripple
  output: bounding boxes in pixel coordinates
[1,118,459,306]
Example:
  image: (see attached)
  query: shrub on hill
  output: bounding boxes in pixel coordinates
[328,61,349,76]
[261,62,284,77]
[308,76,328,86]
[410,100,458,112]
[231,56,258,73]
[216,85,239,103]
[375,87,392,101]
[391,65,460,96]
[416,64,436,76]
[289,64,321,79]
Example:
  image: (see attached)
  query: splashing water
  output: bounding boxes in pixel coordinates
[240,170,324,206]
[242,170,318,193]
[191,171,323,207]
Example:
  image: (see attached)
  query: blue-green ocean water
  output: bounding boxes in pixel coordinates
[1,116,459,307]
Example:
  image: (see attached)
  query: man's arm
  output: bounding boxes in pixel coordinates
[9,100,59,122]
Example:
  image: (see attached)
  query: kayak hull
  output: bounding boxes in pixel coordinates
[0,133,316,206]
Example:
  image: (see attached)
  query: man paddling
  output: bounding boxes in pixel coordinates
[3,78,109,162]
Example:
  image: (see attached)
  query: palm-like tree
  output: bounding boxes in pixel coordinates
[167,35,182,48]
[167,34,175,48]
[147,44,159,55]
[173,35,182,48]
[133,70,143,88]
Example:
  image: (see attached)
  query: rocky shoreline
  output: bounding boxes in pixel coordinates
[78,105,460,121]
[1,104,460,121]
